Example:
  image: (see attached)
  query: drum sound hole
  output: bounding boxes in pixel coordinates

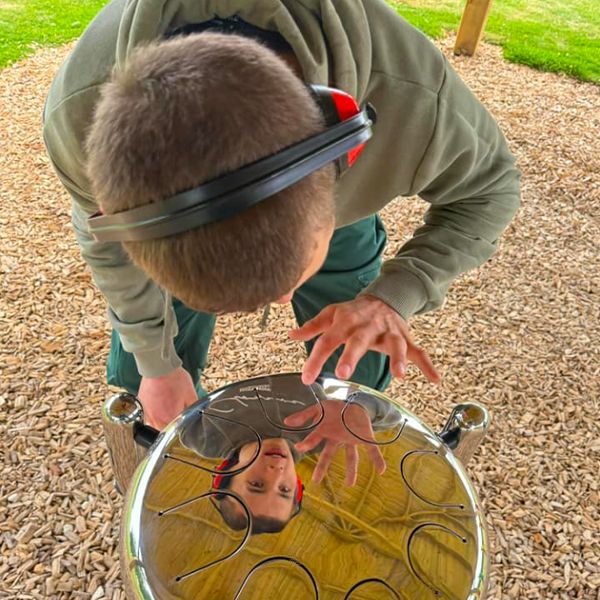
[344,577,402,599]
[157,490,252,582]
[400,450,466,510]
[233,556,319,599]
[407,523,469,597]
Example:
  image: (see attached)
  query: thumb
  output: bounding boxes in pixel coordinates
[289,305,336,341]
[284,404,320,426]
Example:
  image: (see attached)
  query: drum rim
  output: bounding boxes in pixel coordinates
[121,373,490,599]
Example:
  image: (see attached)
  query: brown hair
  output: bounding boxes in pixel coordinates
[86,32,335,313]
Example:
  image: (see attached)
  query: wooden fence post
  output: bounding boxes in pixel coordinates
[454,0,493,56]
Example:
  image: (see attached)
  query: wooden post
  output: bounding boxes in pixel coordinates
[454,0,493,56]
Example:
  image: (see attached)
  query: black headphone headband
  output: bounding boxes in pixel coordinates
[88,103,375,242]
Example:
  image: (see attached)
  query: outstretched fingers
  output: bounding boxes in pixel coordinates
[345,445,359,487]
[389,334,408,379]
[301,331,345,385]
[295,429,324,453]
[335,331,372,380]
[313,442,339,484]
[407,342,441,384]
[366,444,387,475]
[284,404,321,427]
[289,305,336,341]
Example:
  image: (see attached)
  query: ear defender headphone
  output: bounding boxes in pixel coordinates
[87,85,376,243]
[213,453,304,507]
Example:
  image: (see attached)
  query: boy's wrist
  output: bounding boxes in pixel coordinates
[360,269,428,321]
[134,343,182,379]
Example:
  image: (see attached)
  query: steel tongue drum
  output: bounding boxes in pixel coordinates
[103,373,490,599]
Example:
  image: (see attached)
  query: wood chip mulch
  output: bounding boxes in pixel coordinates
[0,37,598,599]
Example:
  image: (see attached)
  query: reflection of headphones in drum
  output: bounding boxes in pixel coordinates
[88,85,376,243]
[213,450,304,507]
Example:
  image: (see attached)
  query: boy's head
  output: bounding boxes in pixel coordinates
[212,438,302,534]
[86,32,336,313]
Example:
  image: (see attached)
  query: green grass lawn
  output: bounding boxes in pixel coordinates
[0,0,106,68]
[392,0,600,84]
[0,0,598,84]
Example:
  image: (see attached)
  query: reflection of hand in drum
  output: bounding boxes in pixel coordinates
[284,400,386,486]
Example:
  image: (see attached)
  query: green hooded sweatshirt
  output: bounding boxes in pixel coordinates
[42,0,520,379]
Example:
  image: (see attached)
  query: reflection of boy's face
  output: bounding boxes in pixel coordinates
[229,438,298,522]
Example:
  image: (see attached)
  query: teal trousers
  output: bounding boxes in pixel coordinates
[107,215,391,395]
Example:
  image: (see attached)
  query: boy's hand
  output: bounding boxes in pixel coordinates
[289,295,441,386]
[138,367,198,430]
[285,401,386,487]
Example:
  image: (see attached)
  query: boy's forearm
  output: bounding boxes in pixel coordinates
[364,60,520,320]
[43,103,182,378]
[70,201,182,377]
[364,187,520,320]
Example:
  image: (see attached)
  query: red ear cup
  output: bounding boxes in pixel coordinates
[295,475,304,504]
[213,458,231,489]
[308,84,369,172]
[329,89,366,167]
[329,88,361,121]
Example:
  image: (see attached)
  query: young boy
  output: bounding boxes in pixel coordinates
[43,1,520,430]
[179,375,402,533]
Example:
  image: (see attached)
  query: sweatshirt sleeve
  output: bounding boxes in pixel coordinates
[43,105,182,378]
[363,58,521,319]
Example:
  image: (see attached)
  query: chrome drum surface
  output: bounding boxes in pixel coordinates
[120,374,488,600]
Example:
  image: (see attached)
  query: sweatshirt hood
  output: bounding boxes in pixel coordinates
[115,0,372,100]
